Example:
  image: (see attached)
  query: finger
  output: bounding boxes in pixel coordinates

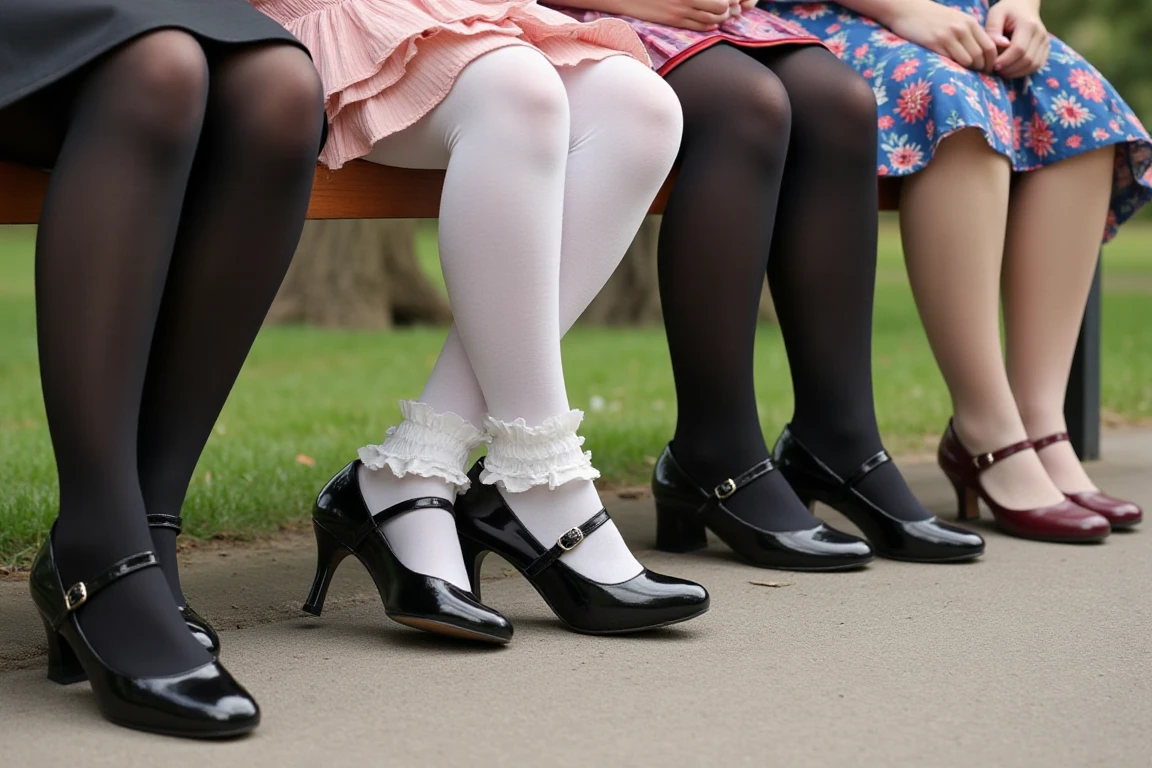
[994,36,1029,76]
[973,25,999,73]
[741,0,757,9]
[686,7,730,25]
[984,7,1006,40]
[690,0,730,14]
[956,26,987,71]
[942,38,975,69]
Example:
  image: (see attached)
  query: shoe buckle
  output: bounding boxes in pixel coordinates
[714,479,737,499]
[557,527,585,552]
[973,453,995,470]
[63,582,88,612]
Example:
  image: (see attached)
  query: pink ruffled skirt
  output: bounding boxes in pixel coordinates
[252,0,650,168]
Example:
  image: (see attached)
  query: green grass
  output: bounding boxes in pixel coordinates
[1,219,1150,566]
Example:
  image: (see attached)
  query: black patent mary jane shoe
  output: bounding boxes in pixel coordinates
[651,445,874,571]
[302,461,513,644]
[773,426,984,563]
[455,460,709,635]
[148,513,220,657]
[28,533,259,739]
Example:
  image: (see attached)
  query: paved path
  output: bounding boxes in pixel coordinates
[2,431,1150,766]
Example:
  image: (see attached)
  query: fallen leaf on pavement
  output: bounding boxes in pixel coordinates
[749,580,793,588]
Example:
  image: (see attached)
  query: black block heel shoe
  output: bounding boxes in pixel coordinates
[28,531,259,738]
[455,459,709,635]
[147,513,220,657]
[652,445,874,571]
[302,461,513,644]
[773,426,985,563]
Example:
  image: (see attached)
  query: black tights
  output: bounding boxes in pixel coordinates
[661,44,929,530]
[0,31,323,675]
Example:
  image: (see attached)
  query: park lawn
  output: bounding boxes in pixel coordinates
[1,219,1150,567]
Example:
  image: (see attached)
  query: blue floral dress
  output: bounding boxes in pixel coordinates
[762,0,1152,241]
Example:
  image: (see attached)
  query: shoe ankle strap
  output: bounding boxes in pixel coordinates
[354,497,454,548]
[711,457,776,501]
[1031,432,1070,451]
[52,551,159,629]
[524,509,610,578]
[843,450,891,488]
[972,438,1034,471]
[146,514,183,533]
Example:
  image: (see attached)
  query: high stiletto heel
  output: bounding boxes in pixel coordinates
[29,528,260,738]
[651,445,873,571]
[774,427,984,562]
[456,459,710,634]
[937,421,1111,543]
[1031,432,1142,528]
[302,520,353,615]
[147,514,220,657]
[303,461,513,644]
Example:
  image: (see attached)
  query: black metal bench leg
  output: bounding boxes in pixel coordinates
[1064,253,1102,461]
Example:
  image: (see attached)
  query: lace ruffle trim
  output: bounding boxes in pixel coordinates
[479,410,600,493]
[358,400,487,491]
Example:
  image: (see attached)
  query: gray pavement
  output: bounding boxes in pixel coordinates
[2,431,1151,766]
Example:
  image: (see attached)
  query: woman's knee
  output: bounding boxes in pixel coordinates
[787,54,878,149]
[101,31,210,149]
[709,71,792,164]
[456,48,570,164]
[573,58,684,158]
[215,45,326,161]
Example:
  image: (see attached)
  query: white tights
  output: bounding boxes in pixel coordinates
[357,47,683,588]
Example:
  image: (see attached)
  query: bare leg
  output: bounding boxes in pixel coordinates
[900,128,1064,509]
[1003,147,1115,492]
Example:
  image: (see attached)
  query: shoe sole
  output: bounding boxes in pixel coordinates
[732,556,875,572]
[388,614,510,645]
[563,605,711,636]
[878,551,984,564]
[105,715,259,740]
[1000,529,1111,544]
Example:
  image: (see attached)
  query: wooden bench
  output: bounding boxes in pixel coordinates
[0,160,1102,458]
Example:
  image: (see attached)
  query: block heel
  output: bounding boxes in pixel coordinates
[40,613,85,685]
[654,499,708,553]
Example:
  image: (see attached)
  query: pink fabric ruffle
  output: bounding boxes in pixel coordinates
[252,0,650,168]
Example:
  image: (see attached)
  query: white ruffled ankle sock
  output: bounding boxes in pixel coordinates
[481,411,642,584]
[357,401,486,592]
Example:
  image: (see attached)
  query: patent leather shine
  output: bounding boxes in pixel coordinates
[303,461,512,644]
[28,536,259,738]
[651,446,873,571]
[773,427,984,562]
[456,460,709,634]
[147,514,221,658]
[1067,491,1142,528]
[938,421,1111,543]
[180,604,220,657]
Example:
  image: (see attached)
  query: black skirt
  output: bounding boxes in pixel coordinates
[0,0,307,110]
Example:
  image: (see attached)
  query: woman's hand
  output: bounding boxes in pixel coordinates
[608,0,732,30]
[985,0,1050,78]
[886,0,999,72]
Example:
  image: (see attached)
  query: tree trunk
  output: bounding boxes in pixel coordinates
[581,216,777,326]
[268,219,451,328]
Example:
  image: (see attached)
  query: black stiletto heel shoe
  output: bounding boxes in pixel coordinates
[28,529,260,738]
[651,445,873,571]
[455,460,709,634]
[302,461,513,644]
[147,514,220,656]
[773,426,985,562]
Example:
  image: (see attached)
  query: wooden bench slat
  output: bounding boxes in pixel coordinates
[1,160,901,225]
